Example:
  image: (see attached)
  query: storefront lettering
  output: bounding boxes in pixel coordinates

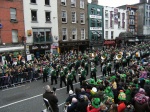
[32,46,38,50]
[41,45,49,49]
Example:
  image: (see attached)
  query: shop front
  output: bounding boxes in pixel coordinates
[59,40,89,54]
[29,44,51,58]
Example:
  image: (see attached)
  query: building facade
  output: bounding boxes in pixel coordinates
[0,0,25,48]
[23,0,59,56]
[88,3,104,49]
[134,2,150,35]
[118,5,138,35]
[58,0,89,53]
[103,6,127,40]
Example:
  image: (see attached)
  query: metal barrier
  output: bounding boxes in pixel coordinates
[0,70,43,89]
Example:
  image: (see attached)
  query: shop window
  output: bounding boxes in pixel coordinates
[97,19,101,27]
[97,9,100,15]
[91,19,95,27]
[45,11,51,22]
[91,34,96,41]
[97,34,101,41]
[105,31,108,39]
[105,10,108,18]
[12,30,18,43]
[91,8,95,15]
[31,10,37,21]
[45,0,50,5]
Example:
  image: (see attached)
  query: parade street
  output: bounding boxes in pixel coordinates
[0,65,102,112]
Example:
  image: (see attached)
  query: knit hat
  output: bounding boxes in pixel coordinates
[118,90,126,101]
[69,90,74,95]
[89,78,95,85]
[139,88,145,94]
[92,98,101,108]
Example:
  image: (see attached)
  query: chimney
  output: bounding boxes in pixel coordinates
[91,0,98,5]
[139,0,147,3]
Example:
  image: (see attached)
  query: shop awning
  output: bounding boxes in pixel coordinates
[0,46,24,53]
[104,40,115,45]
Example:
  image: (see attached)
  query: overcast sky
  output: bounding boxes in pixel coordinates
[88,0,140,7]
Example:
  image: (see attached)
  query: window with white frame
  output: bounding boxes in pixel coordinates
[12,30,18,43]
[45,0,50,5]
[10,8,17,20]
[97,9,100,15]
[61,0,66,6]
[105,20,108,28]
[45,11,51,22]
[81,28,85,40]
[80,0,84,9]
[72,12,76,23]
[111,31,114,39]
[71,0,76,7]
[62,28,67,40]
[62,11,67,23]
[80,13,85,24]
[31,10,37,21]
[105,10,108,18]
[72,28,77,40]
[105,31,108,39]
[91,8,95,15]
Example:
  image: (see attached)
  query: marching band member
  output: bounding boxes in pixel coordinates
[79,66,86,85]
[102,62,107,77]
[51,67,57,85]
[91,64,97,81]
[71,67,77,83]
[66,70,74,94]
[59,67,66,88]
[107,61,112,76]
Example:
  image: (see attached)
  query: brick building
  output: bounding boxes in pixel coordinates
[58,0,89,53]
[0,0,25,45]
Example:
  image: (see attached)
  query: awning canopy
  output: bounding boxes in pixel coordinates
[104,40,115,45]
[0,46,24,53]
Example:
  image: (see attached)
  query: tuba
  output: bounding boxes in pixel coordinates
[116,54,122,60]
[101,54,107,62]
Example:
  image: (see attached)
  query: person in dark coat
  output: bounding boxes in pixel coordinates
[76,95,88,112]
[43,85,59,112]
[67,97,78,112]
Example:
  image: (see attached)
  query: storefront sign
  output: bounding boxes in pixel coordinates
[41,45,49,49]
[90,27,102,30]
[90,15,102,19]
[32,46,39,50]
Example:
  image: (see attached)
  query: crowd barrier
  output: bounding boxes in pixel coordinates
[0,71,43,89]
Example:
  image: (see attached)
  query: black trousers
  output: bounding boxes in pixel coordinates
[102,71,107,76]
[43,73,48,82]
[107,68,111,75]
[51,76,57,85]
[60,76,66,87]
[79,76,86,85]
[67,80,74,93]
[73,75,77,83]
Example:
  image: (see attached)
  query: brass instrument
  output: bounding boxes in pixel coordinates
[135,52,140,57]
[116,54,122,60]
[126,52,131,58]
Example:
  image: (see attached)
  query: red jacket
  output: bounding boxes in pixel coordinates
[118,102,126,112]
[87,105,100,112]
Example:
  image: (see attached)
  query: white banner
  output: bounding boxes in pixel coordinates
[27,54,32,61]
[90,27,102,30]
[90,15,102,19]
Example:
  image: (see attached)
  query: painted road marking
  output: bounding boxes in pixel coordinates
[0,75,102,109]
[2,85,25,92]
